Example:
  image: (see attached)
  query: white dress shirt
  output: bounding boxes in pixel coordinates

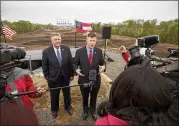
[53,46,62,58]
[86,45,94,58]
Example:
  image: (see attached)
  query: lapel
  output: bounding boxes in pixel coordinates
[49,45,61,66]
[83,47,90,66]
[60,45,65,66]
[92,47,97,66]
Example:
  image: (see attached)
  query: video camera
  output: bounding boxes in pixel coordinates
[128,35,178,67]
[126,35,179,103]
[129,35,159,58]
[126,35,160,68]
[135,35,159,48]
[0,74,7,100]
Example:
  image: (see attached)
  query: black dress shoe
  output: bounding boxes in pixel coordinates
[82,112,88,120]
[51,111,57,119]
[65,107,73,115]
[91,112,97,121]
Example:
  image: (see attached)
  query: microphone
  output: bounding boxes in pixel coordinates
[89,69,97,81]
[83,83,91,88]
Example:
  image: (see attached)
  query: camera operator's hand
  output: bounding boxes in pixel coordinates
[36,87,46,96]
[99,65,105,74]
[76,69,85,76]
[119,45,127,53]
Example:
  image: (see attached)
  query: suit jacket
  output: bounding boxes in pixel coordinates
[73,46,104,84]
[42,45,74,82]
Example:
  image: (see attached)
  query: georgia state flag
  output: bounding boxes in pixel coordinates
[75,20,92,33]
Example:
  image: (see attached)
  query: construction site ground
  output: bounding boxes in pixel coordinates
[1,29,178,125]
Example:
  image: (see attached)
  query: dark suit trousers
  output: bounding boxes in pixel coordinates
[48,75,71,112]
[80,83,100,113]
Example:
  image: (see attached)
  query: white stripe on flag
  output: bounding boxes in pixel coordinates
[82,26,92,31]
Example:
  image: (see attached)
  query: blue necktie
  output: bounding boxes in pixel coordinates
[57,49,62,65]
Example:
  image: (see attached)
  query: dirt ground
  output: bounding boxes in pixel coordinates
[31,73,111,125]
[1,29,177,51]
[1,29,178,125]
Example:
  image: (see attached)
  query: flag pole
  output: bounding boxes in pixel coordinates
[74,20,77,48]
[3,34,7,43]
[75,32,77,48]
[0,20,7,43]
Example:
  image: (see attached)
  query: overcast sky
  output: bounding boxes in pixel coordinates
[1,1,178,25]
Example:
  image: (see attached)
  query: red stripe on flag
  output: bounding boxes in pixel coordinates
[5,24,16,32]
[2,29,15,36]
[2,28,16,35]
[1,23,16,40]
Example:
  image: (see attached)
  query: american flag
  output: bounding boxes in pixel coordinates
[1,21,16,40]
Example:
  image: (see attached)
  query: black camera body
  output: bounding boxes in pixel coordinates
[128,46,141,60]
[0,74,8,100]
[128,35,160,65]
[127,35,179,103]
[127,46,151,68]
[128,35,160,67]
[136,35,159,48]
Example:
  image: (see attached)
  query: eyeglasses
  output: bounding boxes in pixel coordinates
[54,39,60,41]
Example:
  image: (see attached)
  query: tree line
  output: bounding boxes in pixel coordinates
[1,19,178,45]
[92,19,178,45]
[1,20,54,34]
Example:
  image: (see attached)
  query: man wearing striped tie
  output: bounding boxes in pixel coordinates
[42,33,74,118]
[73,32,105,121]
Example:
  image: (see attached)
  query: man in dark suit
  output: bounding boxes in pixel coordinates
[73,32,105,120]
[42,33,74,118]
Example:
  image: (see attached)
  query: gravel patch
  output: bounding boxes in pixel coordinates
[104,49,126,81]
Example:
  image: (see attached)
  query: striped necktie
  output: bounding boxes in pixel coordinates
[57,49,62,65]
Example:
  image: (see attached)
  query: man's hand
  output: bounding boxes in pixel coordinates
[36,87,46,96]
[99,65,105,74]
[119,45,127,53]
[69,81,73,86]
[76,69,85,76]
[70,76,74,80]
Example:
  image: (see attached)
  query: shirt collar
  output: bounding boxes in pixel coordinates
[86,45,93,52]
[53,46,61,51]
